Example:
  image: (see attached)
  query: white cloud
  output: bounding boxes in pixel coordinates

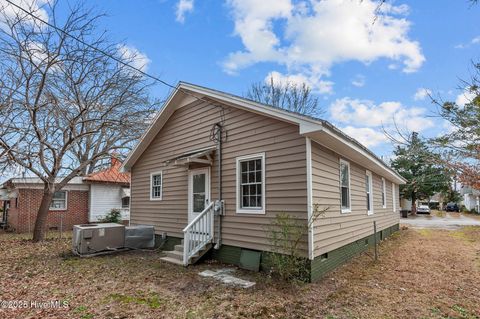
[454,35,480,49]
[413,87,431,101]
[455,87,477,107]
[117,44,151,72]
[341,126,389,147]
[22,41,51,66]
[224,0,424,91]
[0,0,51,30]
[175,0,194,23]
[351,74,366,88]
[266,70,333,94]
[441,119,457,135]
[330,97,434,141]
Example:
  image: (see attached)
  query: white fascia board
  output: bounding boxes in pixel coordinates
[120,81,405,187]
[121,82,324,172]
[305,128,406,185]
[120,90,200,172]
[179,82,321,129]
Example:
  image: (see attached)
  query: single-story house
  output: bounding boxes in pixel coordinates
[121,82,406,282]
[1,158,131,233]
[83,156,131,222]
[461,186,480,212]
[0,189,10,228]
[1,177,89,233]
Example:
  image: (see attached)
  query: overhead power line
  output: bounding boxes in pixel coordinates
[2,0,212,106]
[4,0,176,89]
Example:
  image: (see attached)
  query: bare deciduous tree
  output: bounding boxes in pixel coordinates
[0,2,156,241]
[245,77,324,117]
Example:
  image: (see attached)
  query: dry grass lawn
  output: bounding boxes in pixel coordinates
[1,227,480,319]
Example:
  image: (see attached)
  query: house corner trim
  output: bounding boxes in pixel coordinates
[306,137,314,260]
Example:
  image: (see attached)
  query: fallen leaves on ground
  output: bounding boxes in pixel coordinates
[1,227,480,318]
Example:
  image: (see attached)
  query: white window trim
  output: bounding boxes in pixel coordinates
[381,177,387,208]
[339,159,351,214]
[150,171,163,201]
[187,167,211,223]
[366,170,374,215]
[49,191,68,211]
[392,182,396,213]
[236,153,266,214]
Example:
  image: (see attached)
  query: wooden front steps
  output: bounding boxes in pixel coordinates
[160,242,212,266]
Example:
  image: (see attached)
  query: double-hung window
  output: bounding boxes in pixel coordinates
[381,177,387,208]
[236,153,265,214]
[366,171,373,215]
[340,159,351,213]
[150,171,163,200]
[50,191,67,210]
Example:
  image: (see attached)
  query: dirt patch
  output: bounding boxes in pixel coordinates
[434,210,446,218]
[1,228,480,318]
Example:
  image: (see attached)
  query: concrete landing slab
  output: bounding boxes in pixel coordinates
[199,268,255,288]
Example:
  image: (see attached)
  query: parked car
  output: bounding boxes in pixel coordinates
[445,202,460,212]
[417,204,431,214]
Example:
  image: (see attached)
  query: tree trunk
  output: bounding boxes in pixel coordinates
[32,185,54,242]
[411,193,417,215]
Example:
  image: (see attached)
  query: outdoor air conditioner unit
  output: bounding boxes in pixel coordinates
[72,223,125,256]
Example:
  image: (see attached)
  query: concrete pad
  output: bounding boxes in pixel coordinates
[199,268,255,288]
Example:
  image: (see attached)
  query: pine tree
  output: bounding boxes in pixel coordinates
[391,133,451,214]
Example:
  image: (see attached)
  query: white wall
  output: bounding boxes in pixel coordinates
[89,184,129,222]
[401,198,412,210]
[464,194,479,211]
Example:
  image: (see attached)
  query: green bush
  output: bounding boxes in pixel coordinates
[265,204,326,282]
[99,209,122,223]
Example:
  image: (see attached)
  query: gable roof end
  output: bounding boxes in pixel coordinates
[121,82,406,185]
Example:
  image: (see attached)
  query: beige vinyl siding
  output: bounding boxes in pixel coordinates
[311,141,399,257]
[131,99,308,255]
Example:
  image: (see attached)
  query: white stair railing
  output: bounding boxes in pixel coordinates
[182,201,215,266]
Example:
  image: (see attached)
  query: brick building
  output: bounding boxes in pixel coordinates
[1,177,89,233]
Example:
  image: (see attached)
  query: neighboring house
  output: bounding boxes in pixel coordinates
[429,192,445,210]
[1,158,131,233]
[83,157,131,222]
[121,82,406,282]
[0,177,89,233]
[400,192,445,212]
[0,189,9,228]
[461,186,480,212]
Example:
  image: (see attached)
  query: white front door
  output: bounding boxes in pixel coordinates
[188,168,210,223]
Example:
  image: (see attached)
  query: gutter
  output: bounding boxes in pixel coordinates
[302,124,407,185]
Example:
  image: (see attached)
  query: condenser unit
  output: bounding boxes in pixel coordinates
[72,223,125,256]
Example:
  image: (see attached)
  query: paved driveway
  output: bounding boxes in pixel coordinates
[401,212,480,230]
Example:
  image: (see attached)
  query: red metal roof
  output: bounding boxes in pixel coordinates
[83,158,130,184]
